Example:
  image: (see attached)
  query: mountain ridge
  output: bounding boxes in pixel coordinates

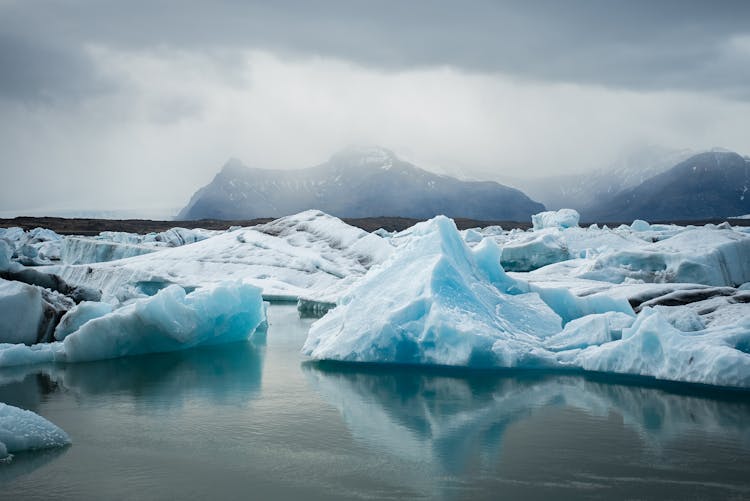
[586,150,750,222]
[178,147,545,221]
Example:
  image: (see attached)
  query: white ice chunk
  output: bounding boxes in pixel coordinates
[565,308,750,388]
[582,228,750,286]
[54,301,114,341]
[631,219,651,232]
[544,312,635,351]
[0,239,12,271]
[0,403,70,460]
[0,279,43,344]
[531,208,580,230]
[500,231,570,271]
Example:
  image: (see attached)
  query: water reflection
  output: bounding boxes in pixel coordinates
[304,363,750,476]
[0,448,70,485]
[0,338,266,411]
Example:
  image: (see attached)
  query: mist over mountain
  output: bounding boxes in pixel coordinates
[516,146,694,211]
[178,147,545,221]
[586,150,750,222]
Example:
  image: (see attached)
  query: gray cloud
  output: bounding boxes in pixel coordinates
[0,0,749,216]
[1,0,750,104]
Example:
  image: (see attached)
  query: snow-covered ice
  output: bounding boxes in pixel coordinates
[47,210,392,302]
[0,403,70,461]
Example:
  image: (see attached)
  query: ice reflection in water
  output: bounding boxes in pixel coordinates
[1,305,748,499]
[305,362,750,495]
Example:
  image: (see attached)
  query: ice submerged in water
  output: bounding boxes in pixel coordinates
[0,282,266,367]
[303,216,750,389]
[0,403,71,461]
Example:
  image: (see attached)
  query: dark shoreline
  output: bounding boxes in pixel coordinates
[0,215,747,235]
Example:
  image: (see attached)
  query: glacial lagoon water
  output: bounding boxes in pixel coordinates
[1,305,750,500]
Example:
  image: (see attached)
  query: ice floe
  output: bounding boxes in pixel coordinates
[47,210,392,302]
[0,403,70,461]
[303,213,750,388]
[0,282,265,366]
[2,208,749,389]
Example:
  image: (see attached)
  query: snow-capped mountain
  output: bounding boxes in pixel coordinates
[587,150,750,222]
[178,147,545,220]
[517,146,693,211]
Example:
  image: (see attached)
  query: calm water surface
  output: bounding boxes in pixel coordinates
[1,305,749,500]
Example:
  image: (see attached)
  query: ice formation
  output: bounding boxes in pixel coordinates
[0,278,74,344]
[531,208,580,230]
[0,227,63,266]
[0,282,265,366]
[0,403,71,460]
[303,217,564,367]
[304,213,750,388]
[60,227,215,265]
[61,237,158,265]
[2,208,750,389]
[47,210,392,302]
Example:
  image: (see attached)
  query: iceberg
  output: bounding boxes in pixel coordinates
[0,278,74,344]
[48,210,392,303]
[562,307,750,388]
[303,216,563,367]
[0,282,266,367]
[0,403,70,461]
[531,209,580,230]
[0,227,63,266]
[303,215,750,388]
[580,228,750,286]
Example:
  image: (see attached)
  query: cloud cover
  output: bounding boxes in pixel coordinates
[0,0,749,215]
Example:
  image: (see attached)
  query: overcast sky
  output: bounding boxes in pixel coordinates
[1,0,749,216]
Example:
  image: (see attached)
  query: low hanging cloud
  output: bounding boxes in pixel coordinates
[0,1,749,215]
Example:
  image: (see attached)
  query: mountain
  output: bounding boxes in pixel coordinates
[178,147,545,221]
[516,146,693,211]
[587,150,750,222]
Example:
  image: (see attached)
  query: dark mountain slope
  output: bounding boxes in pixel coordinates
[587,151,750,222]
[179,147,544,220]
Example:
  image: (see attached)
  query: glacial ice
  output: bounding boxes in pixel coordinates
[0,279,44,344]
[0,403,71,461]
[47,210,392,302]
[303,213,750,388]
[0,225,216,269]
[0,278,75,345]
[562,307,750,388]
[580,228,750,286]
[0,227,63,266]
[3,208,750,389]
[60,227,216,265]
[61,237,158,265]
[0,282,265,367]
[499,232,570,271]
[303,216,564,367]
[531,208,580,230]
[53,301,113,341]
